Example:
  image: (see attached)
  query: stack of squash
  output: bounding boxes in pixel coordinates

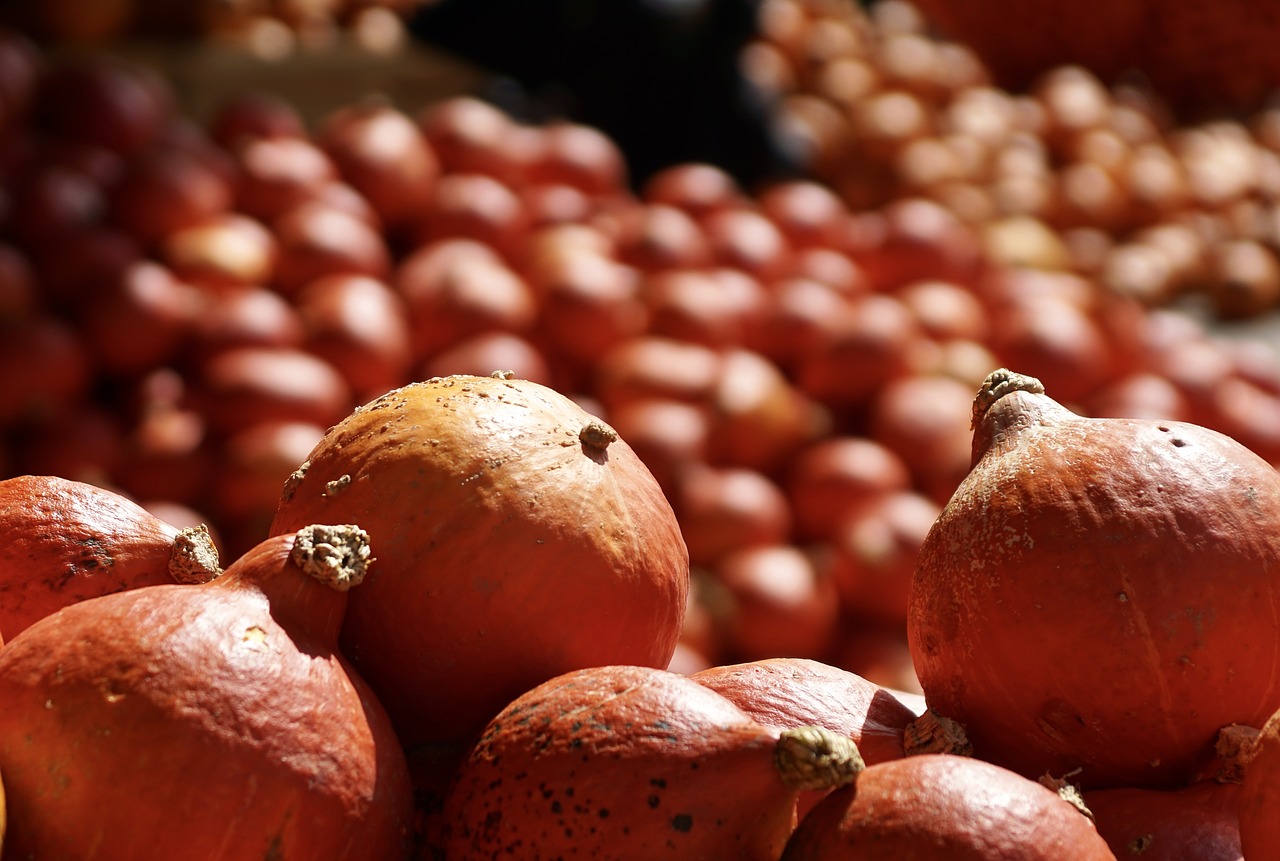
[0,366,1277,859]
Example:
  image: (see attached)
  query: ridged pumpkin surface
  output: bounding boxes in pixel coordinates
[269,374,689,748]
[691,657,916,767]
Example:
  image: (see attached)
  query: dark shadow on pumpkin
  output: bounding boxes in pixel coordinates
[580,442,610,465]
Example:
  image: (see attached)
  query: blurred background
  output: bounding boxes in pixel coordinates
[2,0,1280,692]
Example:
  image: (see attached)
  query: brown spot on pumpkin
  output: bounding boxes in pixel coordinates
[1128,834,1154,853]
[1038,699,1087,743]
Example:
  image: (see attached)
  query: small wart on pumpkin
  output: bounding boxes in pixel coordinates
[579,421,618,451]
[281,463,308,501]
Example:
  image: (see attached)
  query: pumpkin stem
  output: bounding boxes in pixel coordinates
[289,524,373,592]
[1205,723,1262,784]
[579,421,619,451]
[903,708,974,757]
[168,524,223,584]
[774,725,865,792]
[1038,771,1096,822]
[971,368,1046,429]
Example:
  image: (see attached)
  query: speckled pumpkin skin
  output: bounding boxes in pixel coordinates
[269,375,690,749]
[0,531,414,861]
[908,372,1280,789]
[780,754,1117,860]
[441,664,799,861]
[0,475,196,640]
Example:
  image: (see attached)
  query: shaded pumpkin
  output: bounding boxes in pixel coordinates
[0,474,221,641]
[1240,708,1280,859]
[779,754,1116,860]
[1086,780,1242,860]
[0,524,414,860]
[269,373,689,750]
[441,663,863,861]
[909,368,1280,788]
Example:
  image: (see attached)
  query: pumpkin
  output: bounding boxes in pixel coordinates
[779,753,1116,860]
[1086,780,1243,860]
[0,474,221,641]
[911,0,1280,116]
[0,523,414,860]
[691,657,919,768]
[268,373,689,750]
[908,368,1280,788]
[691,657,921,816]
[1240,708,1280,859]
[440,663,863,861]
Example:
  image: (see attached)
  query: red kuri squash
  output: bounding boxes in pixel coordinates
[780,754,1116,860]
[0,474,221,640]
[908,368,1280,788]
[268,373,690,750]
[691,657,922,816]
[1087,780,1243,860]
[441,663,863,860]
[0,523,414,860]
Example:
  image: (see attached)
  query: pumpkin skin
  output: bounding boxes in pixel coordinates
[691,657,916,768]
[908,368,1280,788]
[0,524,414,861]
[269,373,690,750]
[0,474,221,640]
[780,754,1117,861]
[1086,781,1242,861]
[1240,708,1280,859]
[441,664,862,861]
[692,657,919,817]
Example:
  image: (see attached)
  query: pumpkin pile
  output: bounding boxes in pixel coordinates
[752,0,1280,319]
[4,0,1280,855]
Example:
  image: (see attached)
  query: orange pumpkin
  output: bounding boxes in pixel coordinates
[780,754,1116,860]
[441,663,863,861]
[912,0,1280,116]
[0,524,413,860]
[1087,780,1242,860]
[692,657,919,816]
[0,474,221,641]
[909,368,1280,788]
[692,657,918,767]
[269,373,689,750]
